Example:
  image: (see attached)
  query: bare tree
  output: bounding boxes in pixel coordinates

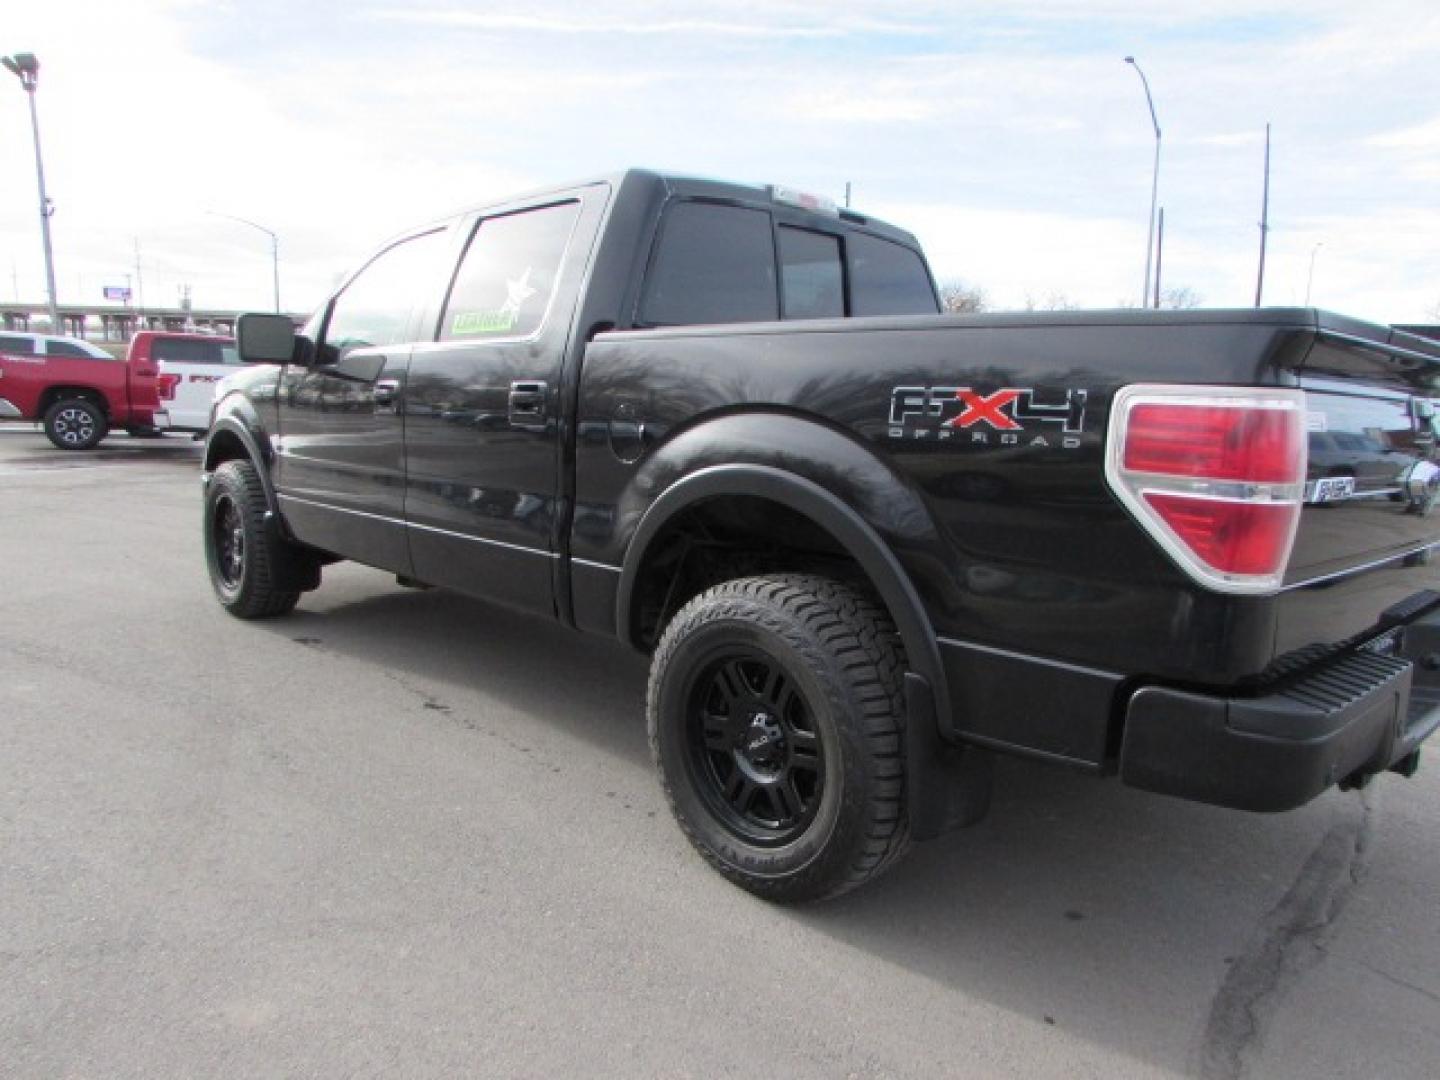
[1022,291,1080,312]
[940,280,988,313]
[1158,286,1203,310]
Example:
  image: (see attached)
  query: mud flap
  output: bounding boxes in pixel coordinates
[905,672,994,840]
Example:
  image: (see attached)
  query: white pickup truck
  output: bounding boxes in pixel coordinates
[136,331,241,432]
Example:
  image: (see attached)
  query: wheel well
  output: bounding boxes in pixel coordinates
[628,493,879,650]
[204,428,251,471]
[38,386,108,418]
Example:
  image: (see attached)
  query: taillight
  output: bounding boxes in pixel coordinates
[158,373,180,401]
[1106,385,1308,593]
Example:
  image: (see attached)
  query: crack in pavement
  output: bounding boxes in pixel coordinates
[1199,791,1377,1080]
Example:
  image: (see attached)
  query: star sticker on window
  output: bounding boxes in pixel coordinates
[500,268,538,318]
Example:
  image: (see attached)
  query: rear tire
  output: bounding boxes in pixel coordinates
[648,573,910,903]
[43,398,108,450]
[204,459,309,618]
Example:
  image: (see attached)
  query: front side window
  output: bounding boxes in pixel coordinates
[641,202,778,326]
[779,227,844,319]
[849,233,938,317]
[440,201,580,342]
[325,229,447,358]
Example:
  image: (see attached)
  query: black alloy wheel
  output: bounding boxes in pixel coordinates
[211,492,246,591]
[649,573,911,903]
[686,648,824,846]
[202,459,308,618]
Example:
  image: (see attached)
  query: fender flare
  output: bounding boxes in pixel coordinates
[203,415,279,516]
[616,463,952,727]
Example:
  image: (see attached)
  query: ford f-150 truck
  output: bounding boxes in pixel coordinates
[0,330,160,448]
[134,330,241,433]
[202,170,1440,901]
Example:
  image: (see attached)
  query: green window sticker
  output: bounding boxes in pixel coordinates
[451,310,519,336]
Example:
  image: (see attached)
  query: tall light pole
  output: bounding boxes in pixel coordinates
[1304,242,1324,307]
[1124,56,1162,310]
[209,211,281,313]
[3,52,60,330]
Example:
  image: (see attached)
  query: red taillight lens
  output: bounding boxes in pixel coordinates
[158,374,180,401]
[1107,386,1308,593]
[1141,494,1298,576]
[1124,404,1303,483]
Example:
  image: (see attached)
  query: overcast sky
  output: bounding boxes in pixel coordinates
[2,0,1437,325]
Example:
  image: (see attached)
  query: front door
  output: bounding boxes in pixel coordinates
[276,228,450,574]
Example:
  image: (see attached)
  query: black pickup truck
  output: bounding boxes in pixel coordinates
[204,169,1440,901]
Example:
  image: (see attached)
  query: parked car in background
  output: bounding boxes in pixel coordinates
[0,331,160,449]
[133,331,240,432]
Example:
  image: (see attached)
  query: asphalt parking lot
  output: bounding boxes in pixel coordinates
[1,428,1437,1079]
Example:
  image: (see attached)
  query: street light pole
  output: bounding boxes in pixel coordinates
[209,211,281,313]
[1124,56,1162,310]
[3,52,60,331]
[1305,242,1324,307]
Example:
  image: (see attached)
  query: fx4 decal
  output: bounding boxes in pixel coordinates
[888,386,1089,448]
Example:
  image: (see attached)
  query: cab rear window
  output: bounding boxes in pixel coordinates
[49,341,113,360]
[849,233,938,316]
[641,202,778,326]
[152,338,239,365]
[640,199,937,327]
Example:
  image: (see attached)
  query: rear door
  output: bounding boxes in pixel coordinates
[0,334,43,417]
[402,190,602,614]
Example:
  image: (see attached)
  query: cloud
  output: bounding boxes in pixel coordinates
[1366,116,1440,150]
[3,0,1437,324]
[366,7,930,39]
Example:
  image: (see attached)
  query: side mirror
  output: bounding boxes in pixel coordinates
[236,312,297,364]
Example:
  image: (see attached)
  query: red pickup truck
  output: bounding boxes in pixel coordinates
[0,331,160,449]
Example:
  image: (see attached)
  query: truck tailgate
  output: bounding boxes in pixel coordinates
[1279,319,1440,651]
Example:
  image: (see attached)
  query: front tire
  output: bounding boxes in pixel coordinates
[204,459,308,618]
[43,398,108,450]
[648,574,910,903]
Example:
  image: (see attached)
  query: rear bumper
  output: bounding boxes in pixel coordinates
[1120,622,1440,811]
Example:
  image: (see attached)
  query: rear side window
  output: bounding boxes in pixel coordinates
[440,200,580,342]
[152,338,239,365]
[779,227,844,319]
[47,340,109,360]
[849,233,938,316]
[0,335,37,356]
[641,202,778,326]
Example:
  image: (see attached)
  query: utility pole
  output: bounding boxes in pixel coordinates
[844,181,852,209]
[1255,122,1271,308]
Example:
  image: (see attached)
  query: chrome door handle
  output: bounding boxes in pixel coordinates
[373,378,401,405]
[508,380,548,430]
